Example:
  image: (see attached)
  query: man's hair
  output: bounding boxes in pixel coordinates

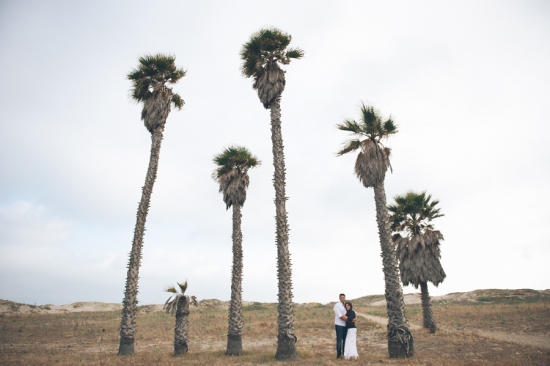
[339,293,346,298]
[345,301,353,310]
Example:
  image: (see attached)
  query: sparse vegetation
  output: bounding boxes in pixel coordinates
[1,291,548,365]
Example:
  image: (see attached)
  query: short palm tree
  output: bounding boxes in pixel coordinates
[240,28,303,361]
[164,281,198,356]
[337,102,413,358]
[388,191,446,333]
[212,146,260,356]
[118,54,186,356]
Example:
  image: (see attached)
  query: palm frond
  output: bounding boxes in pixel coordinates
[286,48,305,59]
[212,145,260,209]
[383,147,393,173]
[388,191,444,237]
[164,295,175,307]
[388,203,407,232]
[336,139,362,156]
[353,140,390,187]
[394,229,446,287]
[212,145,261,180]
[338,103,399,142]
[258,28,292,51]
[360,103,378,130]
[165,286,177,294]
[336,119,362,134]
[171,93,185,110]
[163,295,180,315]
[177,281,188,295]
[240,27,301,78]
[383,118,398,135]
[127,53,186,104]
[337,102,397,187]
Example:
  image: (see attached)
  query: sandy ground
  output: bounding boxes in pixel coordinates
[355,311,550,350]
[2,289,549,352]
[1,290,549,365]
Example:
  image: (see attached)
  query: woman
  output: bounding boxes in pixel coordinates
[344,301,358,360]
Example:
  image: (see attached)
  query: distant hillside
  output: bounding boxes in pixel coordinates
[1,288,548,315]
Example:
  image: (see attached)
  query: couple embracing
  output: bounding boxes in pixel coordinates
[333,293,359,360]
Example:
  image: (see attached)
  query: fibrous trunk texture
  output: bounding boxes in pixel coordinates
[174,296,190,356]
[226,204,244,356]
[270,98,299,361]
[420,282,437,333]
[118,127,164,356]
[373,182,414,358]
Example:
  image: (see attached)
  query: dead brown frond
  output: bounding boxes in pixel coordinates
[164,294,181,316]
[354,140,391,188]
[142,89,171,133]
[255,62,286,108]
[395,229,446,288]
[217,168,250,210]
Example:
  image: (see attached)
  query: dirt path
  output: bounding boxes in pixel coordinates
[355,311,550,350]
[355,311,421,330]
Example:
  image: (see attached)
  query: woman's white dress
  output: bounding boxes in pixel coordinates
[344,328,358,360]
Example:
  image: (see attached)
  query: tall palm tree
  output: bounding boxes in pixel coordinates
[240,28,304,361]
[118,54,186,356]
[337,102,414,358]
[388,191,446,333]
[164,281,198,356]
[212,146,260,356]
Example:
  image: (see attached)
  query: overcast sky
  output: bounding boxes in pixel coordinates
[1,0,549,306]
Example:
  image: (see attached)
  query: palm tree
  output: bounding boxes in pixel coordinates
[336,102,413,358]
[240,28,304,361]
[212,146,260,356]
[118,54,186,356]
[164,281,198,356]
[388,191,446,333]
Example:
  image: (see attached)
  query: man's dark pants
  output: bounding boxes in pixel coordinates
[335,325,347,358]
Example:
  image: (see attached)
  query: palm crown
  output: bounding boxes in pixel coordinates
[388,191,444,236]
[337,102,398,187]
[389,191,446,289]
[240,28,304,108]
[128,54,186,132]
[164,281,197,315]
[212,146,260,209]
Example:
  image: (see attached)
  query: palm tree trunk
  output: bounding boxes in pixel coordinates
[226,204,244,356]
[270,97,299,361]
[174,295,190,356]
[373,182,414,358]
[420,282,437,333]
[118,127,164,356]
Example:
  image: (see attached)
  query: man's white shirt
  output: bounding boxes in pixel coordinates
[333,301,346,326]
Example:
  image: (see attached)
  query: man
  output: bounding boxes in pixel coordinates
[333,293,354,358]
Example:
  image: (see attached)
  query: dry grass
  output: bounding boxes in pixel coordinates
[1,295,549,365]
